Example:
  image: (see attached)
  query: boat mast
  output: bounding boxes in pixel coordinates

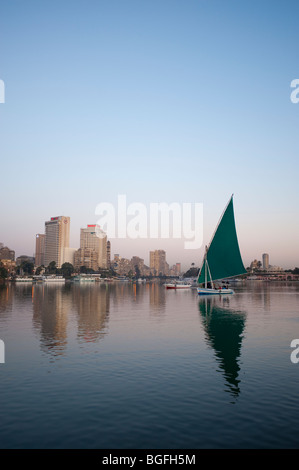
[206,258,214,289]
[203,245,215,289]
[204,257,207,288]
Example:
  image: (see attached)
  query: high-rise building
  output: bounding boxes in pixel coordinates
[44,216,70,268]
[107,240,111,269]
[131,256,145,276]
[0,245,15,261]
[74,225,107,271]
[263,253,269,270]
[149,250,169,276]
[35,234,45,266]
[64,247,76,266]
[74,248,99,271]
[169,263,181,276]
[16,255,35,266]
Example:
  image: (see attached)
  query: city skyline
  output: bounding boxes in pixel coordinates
[0,204,296,270]
[1,2,299,452]
[0,215,290,273]
[0,1,299,269]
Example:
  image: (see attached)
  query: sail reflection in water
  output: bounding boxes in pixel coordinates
[198,296,246,398]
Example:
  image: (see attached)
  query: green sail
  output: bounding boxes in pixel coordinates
[197,196,246,284]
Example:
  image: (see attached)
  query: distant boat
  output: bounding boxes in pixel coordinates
[197,195,246,295]
[15,277,33,282]
[115,276,130,282]
[43,275,65,283]
[226,278,244,283]
[32,275,44,283]
[165,280,192,290]
[78,276,97,282]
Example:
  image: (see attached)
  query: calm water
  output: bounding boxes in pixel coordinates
[0,280,299,449]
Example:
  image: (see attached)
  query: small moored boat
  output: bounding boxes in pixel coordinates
[15,277,33,282]
[165,281,192,290]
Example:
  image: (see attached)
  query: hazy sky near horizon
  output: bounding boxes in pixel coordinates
[0,0,299,269]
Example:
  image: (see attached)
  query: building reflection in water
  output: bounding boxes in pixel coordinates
[32,284,70,357]
[263,287,271,311]
[198,295,246,400]
[32,283,110,357]
[0,283,14,318]
[72,283,109,343]
[149,282,166,314]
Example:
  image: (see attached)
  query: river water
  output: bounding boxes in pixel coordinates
[0,280,299,449]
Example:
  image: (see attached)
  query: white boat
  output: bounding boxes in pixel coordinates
[197,195,246,296]
[165,281,192,290]
[226,278,244,283]
[115,276,130,282]
[43,275,65,283]
[33,275,45,283]
[197,285,234,295]
[15,277,33,282]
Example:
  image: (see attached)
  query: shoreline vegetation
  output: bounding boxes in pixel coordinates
[1,261,299,284]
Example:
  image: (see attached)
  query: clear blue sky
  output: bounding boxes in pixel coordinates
[0,0,298,269]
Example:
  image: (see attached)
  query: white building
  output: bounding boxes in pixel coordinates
[44,216,70,268]
[262,253,269,270]
[77,224,107,270]
[35,234,45,266]
[63,247,77,266]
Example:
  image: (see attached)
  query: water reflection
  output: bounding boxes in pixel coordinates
[72,283,109,343]
[32,283,110,357]
[32,284,70,356]
[0,284,13,317]
[149,282,166,313]
[198,296,246,399]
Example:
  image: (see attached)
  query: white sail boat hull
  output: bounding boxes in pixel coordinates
[197,287,234,295]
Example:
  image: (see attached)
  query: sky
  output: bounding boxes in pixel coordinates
[0,0,299,270]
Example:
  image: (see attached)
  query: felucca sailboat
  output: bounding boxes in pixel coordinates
[197,195,246,295]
